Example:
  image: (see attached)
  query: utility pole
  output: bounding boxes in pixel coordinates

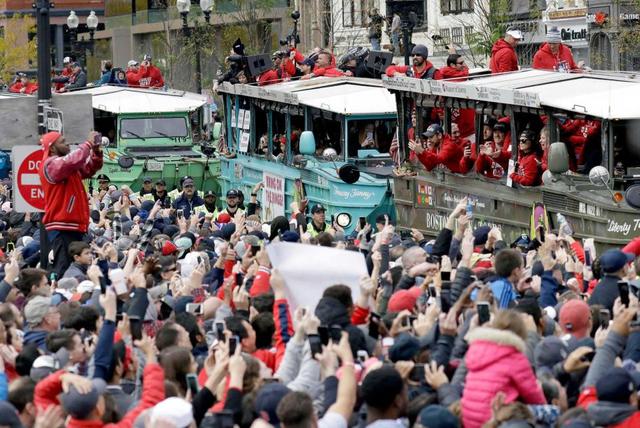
[35,0,52,135]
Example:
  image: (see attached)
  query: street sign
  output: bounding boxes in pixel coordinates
[12,146,45,213]
[44,106,63,133]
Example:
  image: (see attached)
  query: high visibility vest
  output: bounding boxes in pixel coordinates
[307,221,330,238]
[168,188,181,200]
[193,204,218,218]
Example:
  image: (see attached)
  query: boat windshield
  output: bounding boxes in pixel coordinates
[347,118,396,157]
[120,117,189,139]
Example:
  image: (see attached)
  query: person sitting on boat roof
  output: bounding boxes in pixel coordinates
[258,51,293,86]
[306,204,333,237]
[409,124,464,173]
[298,58,316,78]
[137,54,164,89]
[219,189,245,219]
[125,60,141,87]
[509,130,543,187]
[58,63,87,93]
[532,27,582,73]
[338,47,373,78]
[302,51,348,79]
[489,28,522,74]
[171,178,203,220]
[52,56,74,91]
[385,44,440,80]
[9,73,38,95]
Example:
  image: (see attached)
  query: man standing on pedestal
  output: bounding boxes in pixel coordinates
[38,131,104,278]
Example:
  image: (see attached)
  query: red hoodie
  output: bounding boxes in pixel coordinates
[489,39,519,73]
[532,43,578,72]
[386,62,441,79]
[510,152,541,186]
[138,64,164,88]
[560,119,600,168]
[416,135,464,173]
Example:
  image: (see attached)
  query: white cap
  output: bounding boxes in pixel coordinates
[150,397,194,427]
[63,56,71,64]
[78,280,95,294]
[127,60,138,67]
[506,29,523,39]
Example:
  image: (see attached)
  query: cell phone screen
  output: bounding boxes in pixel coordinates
[308,334,322,357]
[600,310,611,329]
[618,281,630,307]
[228,336,238,355]
[359,217,366,229]
[477,302,491,325]
[409,364,425,382]
[186,373,199,395]
[129,317,142,341]
[318,326,330,346]
[216,322,225,341]
[329,326,342,343]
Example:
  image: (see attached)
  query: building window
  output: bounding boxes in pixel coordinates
[440,28,451,45]
[452,27,463,45]
[464,25,474,43]
[343,0,366,27]
[441,0,473,15]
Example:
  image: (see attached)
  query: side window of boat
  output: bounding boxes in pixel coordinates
[311,110,342,158]
[252,106,269,158]
[347,118,396,157]
[272,111,288,162]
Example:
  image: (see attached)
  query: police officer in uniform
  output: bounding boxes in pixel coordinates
[193,190,219,218]
[307,204,333,237]
[137,177,155,202]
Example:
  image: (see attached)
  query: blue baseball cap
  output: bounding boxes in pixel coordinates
[599,249,635,274]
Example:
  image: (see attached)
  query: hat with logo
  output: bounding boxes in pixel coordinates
[422,124,443,138]
[254,383,291,425]
[281,231,300,242]
[96,174,110,182]
[156,179,166,186]
[142,177,152,183]
[61,377,107,419]
[546,26,562,43]
[506,28,523,39]
[127,60,139,67]
[559,299,591,338]
[63,56,72,64]
[311,204,326,214]
[204,190,217,198]
[226,189,240,198]
[493,122,508,133]
[599,249,635,273]
[301,57,316,67]
[182,178,195,187]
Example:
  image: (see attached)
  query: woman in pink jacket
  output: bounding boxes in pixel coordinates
[461,310,546,428]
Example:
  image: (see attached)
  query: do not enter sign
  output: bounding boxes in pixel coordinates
[12,146,45,212]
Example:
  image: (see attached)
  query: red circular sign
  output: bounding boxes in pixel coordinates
[17,149,45,211]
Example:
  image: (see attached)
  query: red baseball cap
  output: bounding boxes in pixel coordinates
[162,240,178,256]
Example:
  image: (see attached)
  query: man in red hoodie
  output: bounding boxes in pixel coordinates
[137,55,164,88]
[489,29,522,73]
[38,131,103,278]
[386,44,440,79]
[304,51,347,78]
[410,124,463,173]
[533,27,581,72]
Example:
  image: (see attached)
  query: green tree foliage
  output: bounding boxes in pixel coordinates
[0,14,37,82]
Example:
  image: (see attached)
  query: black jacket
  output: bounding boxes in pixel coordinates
[588,274,622,312]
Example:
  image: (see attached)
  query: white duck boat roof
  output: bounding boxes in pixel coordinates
[65,85,208,114]
[218,77,397,116]
[382,69,640,120]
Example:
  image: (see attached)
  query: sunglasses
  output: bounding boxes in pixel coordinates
[183,185,194,188]
[456,61,465,65]
[519,139,529,143]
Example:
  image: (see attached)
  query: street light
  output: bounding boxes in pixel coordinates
[200,0,213,23]
[177,0,214,94]
[86,11,99,55]
[67,10,79,57]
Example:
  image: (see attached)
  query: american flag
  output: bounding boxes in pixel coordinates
[390,129,400,166]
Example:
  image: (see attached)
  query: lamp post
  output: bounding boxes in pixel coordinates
[86,11,99,55]
[67,10,79,59]
[176,0,214,94]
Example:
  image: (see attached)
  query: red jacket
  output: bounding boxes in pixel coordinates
[138,64,164,88]
[35,363,164,428]
[9,81,38,94]
[126,69,141,87]
[532,43,578,72]
[459,142,477,173]
[54,68,72,91]
[313,65,347,77]
[385,62,441,79]
[462,328,546,428]
[489,39,519,73]
[258,68,290,86]
[39,136,103,233]
[416,135,463,173]
[438,65,468,81]
[510,152,541,186]
[560,119,600,167]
